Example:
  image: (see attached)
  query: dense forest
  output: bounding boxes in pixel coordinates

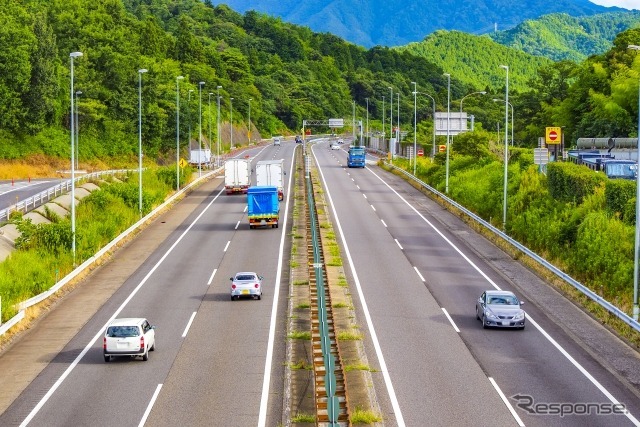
[2,0,640,164]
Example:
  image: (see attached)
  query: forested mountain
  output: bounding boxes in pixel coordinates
[489,11,640,61]
[0,0,472,161]
[396,31,552,92]
[214,0,616,47]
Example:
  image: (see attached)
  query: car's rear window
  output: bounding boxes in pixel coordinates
[107,326,140,337]
[488,296,518,305]
[236,275,256,281]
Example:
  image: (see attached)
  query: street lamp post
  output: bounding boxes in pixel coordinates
[396,92,400,147]
[365,98,369,147]
[230,97,234,149]
[382,96,386,139]
[444,73,451,193]
[208,92,213,168]
[352,101,356,143]
[75,90,82,169]
[217,85,222,166]
[460,91,486,133]
[417,92,437,159]
[627,44,640,321]
[69,51,82,266]
[188,89,194,151]
[389,87,393,157]
[176,76,184,191]
[492,98,514,145]
[412,82,417,175]
[198,81,205,177]
[500,64,509,230]
[248,97,252,144]
[138,68,148,219]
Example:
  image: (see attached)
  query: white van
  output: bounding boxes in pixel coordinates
[273,136,282,146]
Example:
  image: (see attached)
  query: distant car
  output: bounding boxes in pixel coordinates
[295,135,302,143]
[273,136,282,146]
[330,143,341,150]
[230,272,263,300]
[337,138,344,144]
[103,318,155,362]
[476,290,525,329]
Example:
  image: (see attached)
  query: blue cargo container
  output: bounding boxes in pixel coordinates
[247,186,280,229]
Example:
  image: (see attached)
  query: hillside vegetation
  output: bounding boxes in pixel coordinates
[397,30,551,92]
[489,11,640,61]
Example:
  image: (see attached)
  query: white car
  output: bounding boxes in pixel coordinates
[330,143,341,150]
[230,272,263,300]
[103,318,155,362]
[273,136,282,146]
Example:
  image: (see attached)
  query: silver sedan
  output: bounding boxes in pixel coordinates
[476,290,525,329]
[230,272,263,300]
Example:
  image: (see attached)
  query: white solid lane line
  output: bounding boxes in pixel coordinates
[223,241,230,252]
[312,145,406,426]
[182,312,197,337]
[365,166,640,426]
[139,384,163,427]
[20,188,226,427]
[488,378,525,427]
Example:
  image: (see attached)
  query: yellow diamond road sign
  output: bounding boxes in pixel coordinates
[546,127,562,144]
[179,159,188,168]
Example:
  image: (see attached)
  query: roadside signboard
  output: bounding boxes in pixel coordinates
[534,148,549,165]
[328,118,344,128]
[546,127,562,144]
[417,148,424,156]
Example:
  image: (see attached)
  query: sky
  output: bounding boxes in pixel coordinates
[590,0,640,9]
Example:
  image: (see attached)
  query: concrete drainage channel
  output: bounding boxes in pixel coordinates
[285,147,382,426]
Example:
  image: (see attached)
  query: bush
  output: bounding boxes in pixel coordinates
[547,162,606,204]
[605,179,636,222]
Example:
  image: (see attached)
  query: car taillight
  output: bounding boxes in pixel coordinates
[140,336,145,350]
[231,284,236,289]
[103,337,106,350]
[255,284,259,288]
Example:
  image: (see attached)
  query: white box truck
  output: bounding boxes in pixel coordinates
[256,159,284,201]
[189,149,212,166]
[224,159,251,194]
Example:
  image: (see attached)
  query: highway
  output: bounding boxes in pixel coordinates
[0,178,66,211]
[311,140,640,426]
[0,142,296,427]
[1,137,639,426]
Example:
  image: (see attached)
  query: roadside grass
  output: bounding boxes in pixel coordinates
[286,360,312,370]
[291,413,315,423]
[344,363,376,372]
[337,330,364,341]
[351,407,383,424]
[288,330,312,340]
[0,166,182,323]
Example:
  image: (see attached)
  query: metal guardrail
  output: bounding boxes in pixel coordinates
[385,161,640,333]
[0,170,130,222]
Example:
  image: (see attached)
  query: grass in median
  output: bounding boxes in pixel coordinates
[351,407,383,424]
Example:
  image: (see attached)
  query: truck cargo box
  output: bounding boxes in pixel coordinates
[247,186,279,229]
[224,159,251,194]
[256,159,284,200]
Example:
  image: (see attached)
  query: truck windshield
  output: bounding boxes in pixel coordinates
[350,148,365,154]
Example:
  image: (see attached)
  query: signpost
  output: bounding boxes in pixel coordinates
[545,127,561,144]
[417,148,424,157]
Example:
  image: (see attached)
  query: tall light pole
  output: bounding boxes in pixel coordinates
[396,92,400,147]
[176,76,184,191]
[389,87,393,156]
[208,92,213,166]
[412,82,417,175]
[500,64,509,230]
[382,96,386,138]
[138,68,148,219]
[248,97,253,144]
[230,97,234,149]
[188,89,194,150]
[217,85,222,166]
[69,51,82,266]
[352,101,356,143]
[627,44,640,321]
[418,92,437,159]
[198,81,205,177]
[460,91,486,133]
[444,73,451,193]
[75,90,82,169]
[365,97,369,147]
[492,98,514,145]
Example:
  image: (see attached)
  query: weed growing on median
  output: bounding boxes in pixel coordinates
[337,330,363,341]
[287,331,311,340]
[291,413,315,423]
[351,407,382,424]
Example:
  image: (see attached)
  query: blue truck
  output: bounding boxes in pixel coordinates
[347,146,366,168]
[247,186,280,229]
